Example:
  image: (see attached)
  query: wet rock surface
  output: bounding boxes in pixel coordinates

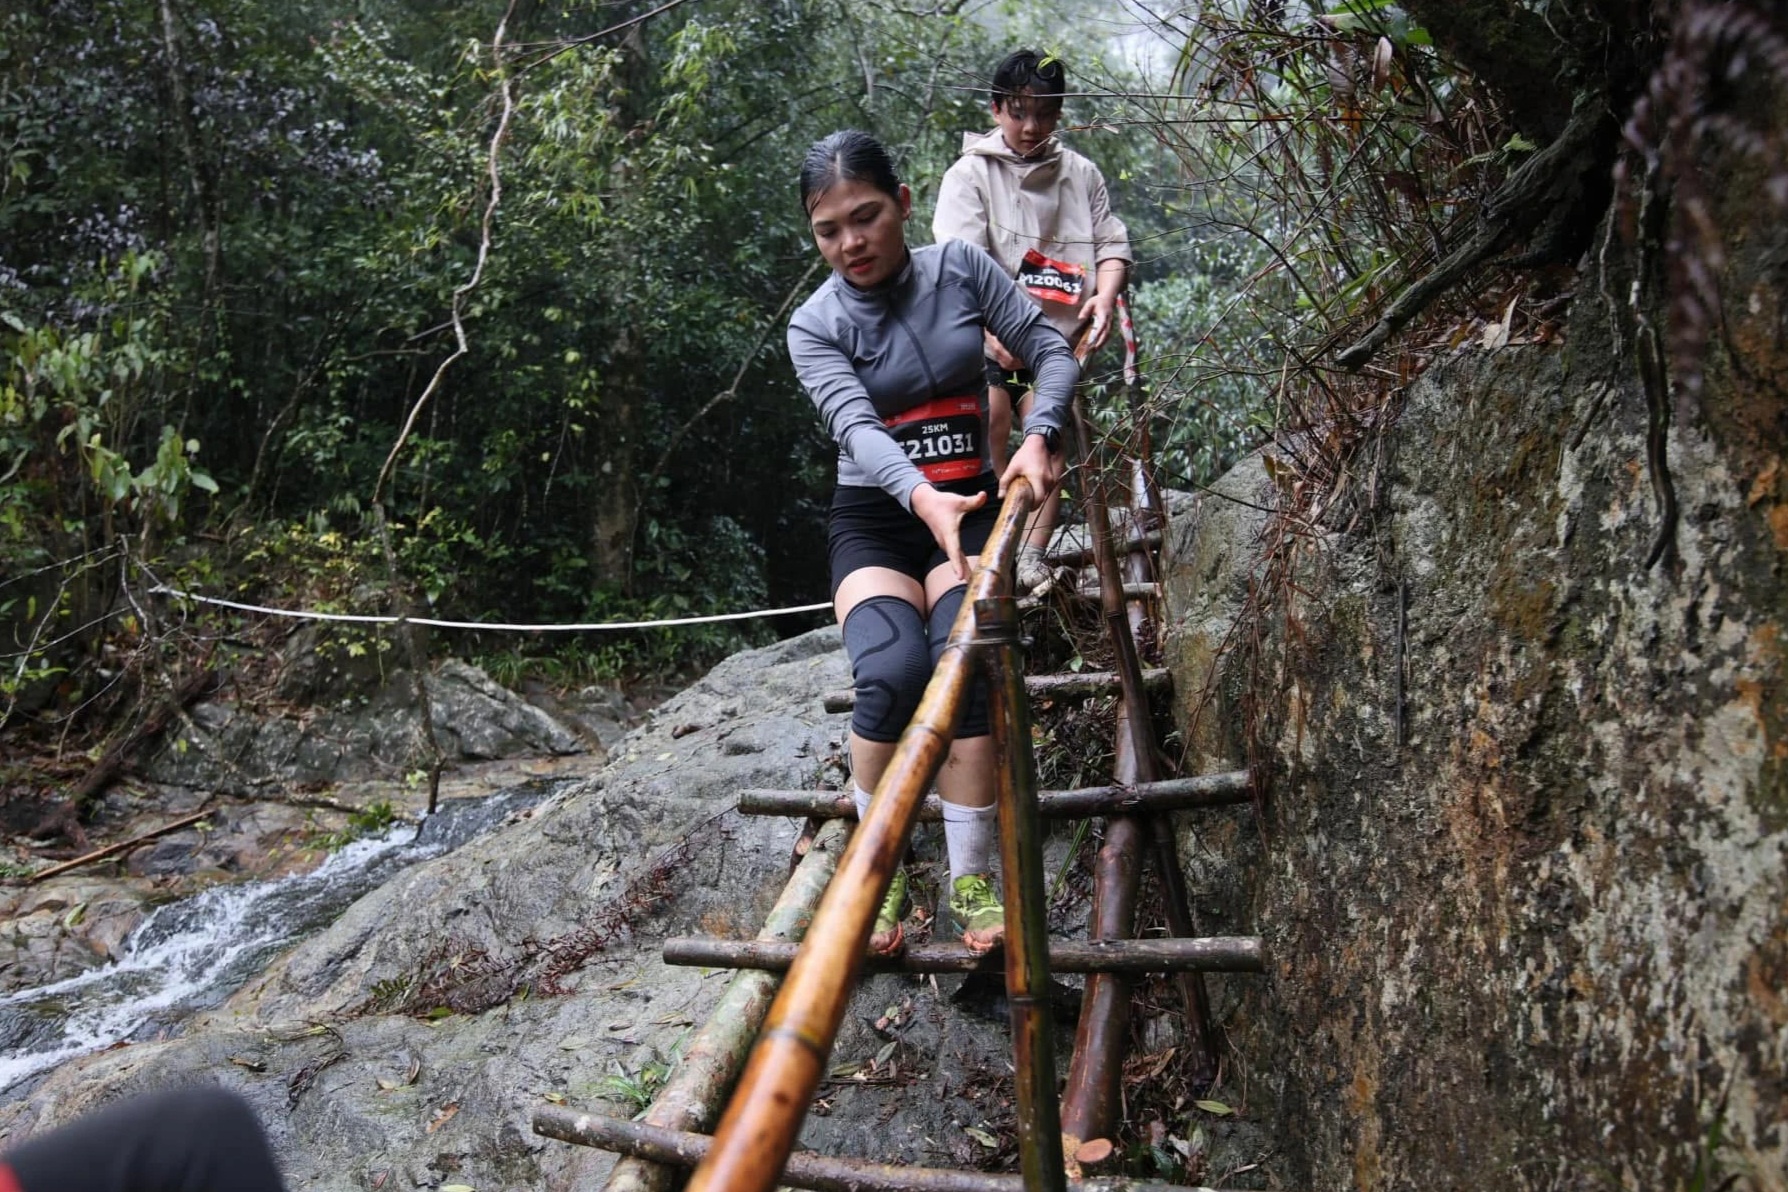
[0,628,1134,1189]
[0,654,642,997]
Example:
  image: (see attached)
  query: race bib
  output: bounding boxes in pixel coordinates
[1017,248,1085,306]
[884,395,983,483]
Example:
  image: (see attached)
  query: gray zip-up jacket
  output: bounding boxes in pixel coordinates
[789,238,1077,511]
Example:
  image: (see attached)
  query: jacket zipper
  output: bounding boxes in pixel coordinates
[883,293,941,401]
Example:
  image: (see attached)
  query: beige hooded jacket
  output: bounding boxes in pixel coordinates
[932,128,1132,344]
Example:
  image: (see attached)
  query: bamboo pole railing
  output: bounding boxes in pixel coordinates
[1127,463,1223,1086]
[1061,406,1222,1151]
[1059,411,1155,1149]
[976,589,1064,1192]
[683,480,1039,1192]
[535,334,1273,1190]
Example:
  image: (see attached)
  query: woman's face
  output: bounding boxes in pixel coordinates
[807,178,912,289]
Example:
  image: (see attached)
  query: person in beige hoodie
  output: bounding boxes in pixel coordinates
[933,48,1133,591]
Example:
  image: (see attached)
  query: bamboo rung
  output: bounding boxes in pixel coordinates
[1046,530,1162,569]
[737,772,1252,821]
[823,668,1170,714]
[534,1105,1254,1192]
[662,935,1265,975]
[1023,583,1159,608]
[1074,582,1158,600]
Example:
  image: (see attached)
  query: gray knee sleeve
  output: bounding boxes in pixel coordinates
[928,585,990,739]
[843,596,931,743]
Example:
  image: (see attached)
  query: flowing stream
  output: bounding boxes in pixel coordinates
[0,781,567,1097]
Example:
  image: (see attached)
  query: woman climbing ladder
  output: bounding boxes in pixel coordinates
[787,130,1078,955]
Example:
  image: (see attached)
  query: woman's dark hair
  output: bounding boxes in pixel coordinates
[991,49,1067,107]
[799,130,902,213]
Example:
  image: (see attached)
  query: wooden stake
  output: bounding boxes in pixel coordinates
[26,808,212,884]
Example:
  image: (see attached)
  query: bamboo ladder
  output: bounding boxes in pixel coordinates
[535,399,1263,1192]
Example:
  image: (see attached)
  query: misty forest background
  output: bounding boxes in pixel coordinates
[4,0,1763,782]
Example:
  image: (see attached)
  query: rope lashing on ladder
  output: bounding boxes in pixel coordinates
[147,585,831,632]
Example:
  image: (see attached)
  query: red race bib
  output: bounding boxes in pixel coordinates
[884,395,983,483]
[1017,248,1086,306]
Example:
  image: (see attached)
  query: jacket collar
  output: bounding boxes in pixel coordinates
[832,249,915,301]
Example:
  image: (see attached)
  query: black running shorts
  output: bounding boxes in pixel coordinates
[984,359,1035,397]
[828,472,1001,597]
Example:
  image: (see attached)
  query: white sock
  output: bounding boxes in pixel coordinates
[940,800,997,883]
[852,783,873,824]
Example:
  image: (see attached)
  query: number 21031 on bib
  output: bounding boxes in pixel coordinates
[883,395,984,483]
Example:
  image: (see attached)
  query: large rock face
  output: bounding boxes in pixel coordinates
[1163,328,1786,1182]
[142,656,587,794]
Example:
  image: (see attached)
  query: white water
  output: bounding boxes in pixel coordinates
[0,783,559,1096]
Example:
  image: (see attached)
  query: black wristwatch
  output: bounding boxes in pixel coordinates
[1031,426,1062,455]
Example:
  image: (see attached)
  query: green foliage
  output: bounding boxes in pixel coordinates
[593,1054,673,1119]
[474,513,775,685]
[1070,1,1525,504]
[1116,246,1281,489]
[1,251,217,543]
[3,0,1278,715]
[0,858,39,880]
[318,800,400,851]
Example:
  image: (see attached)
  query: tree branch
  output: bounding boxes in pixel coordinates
[1335,99,1609,369]
[370,1,520,817]
[630,258,823,542]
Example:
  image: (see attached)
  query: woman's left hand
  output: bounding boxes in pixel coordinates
[999,431,1063,509]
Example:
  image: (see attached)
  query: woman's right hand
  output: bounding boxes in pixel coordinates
[983,330,1024,372]
[910,483,989,582]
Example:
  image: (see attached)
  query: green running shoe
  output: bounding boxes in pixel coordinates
[869,868,907,956]
[949,874,1005,954]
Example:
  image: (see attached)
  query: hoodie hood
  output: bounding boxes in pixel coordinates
[959,127,1062,174]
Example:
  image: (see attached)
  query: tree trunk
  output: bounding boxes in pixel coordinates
[156,0,221,293]
[592,324,643,587]
[591,18,652,590]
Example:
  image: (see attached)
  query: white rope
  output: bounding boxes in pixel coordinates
[148,586,831,631]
